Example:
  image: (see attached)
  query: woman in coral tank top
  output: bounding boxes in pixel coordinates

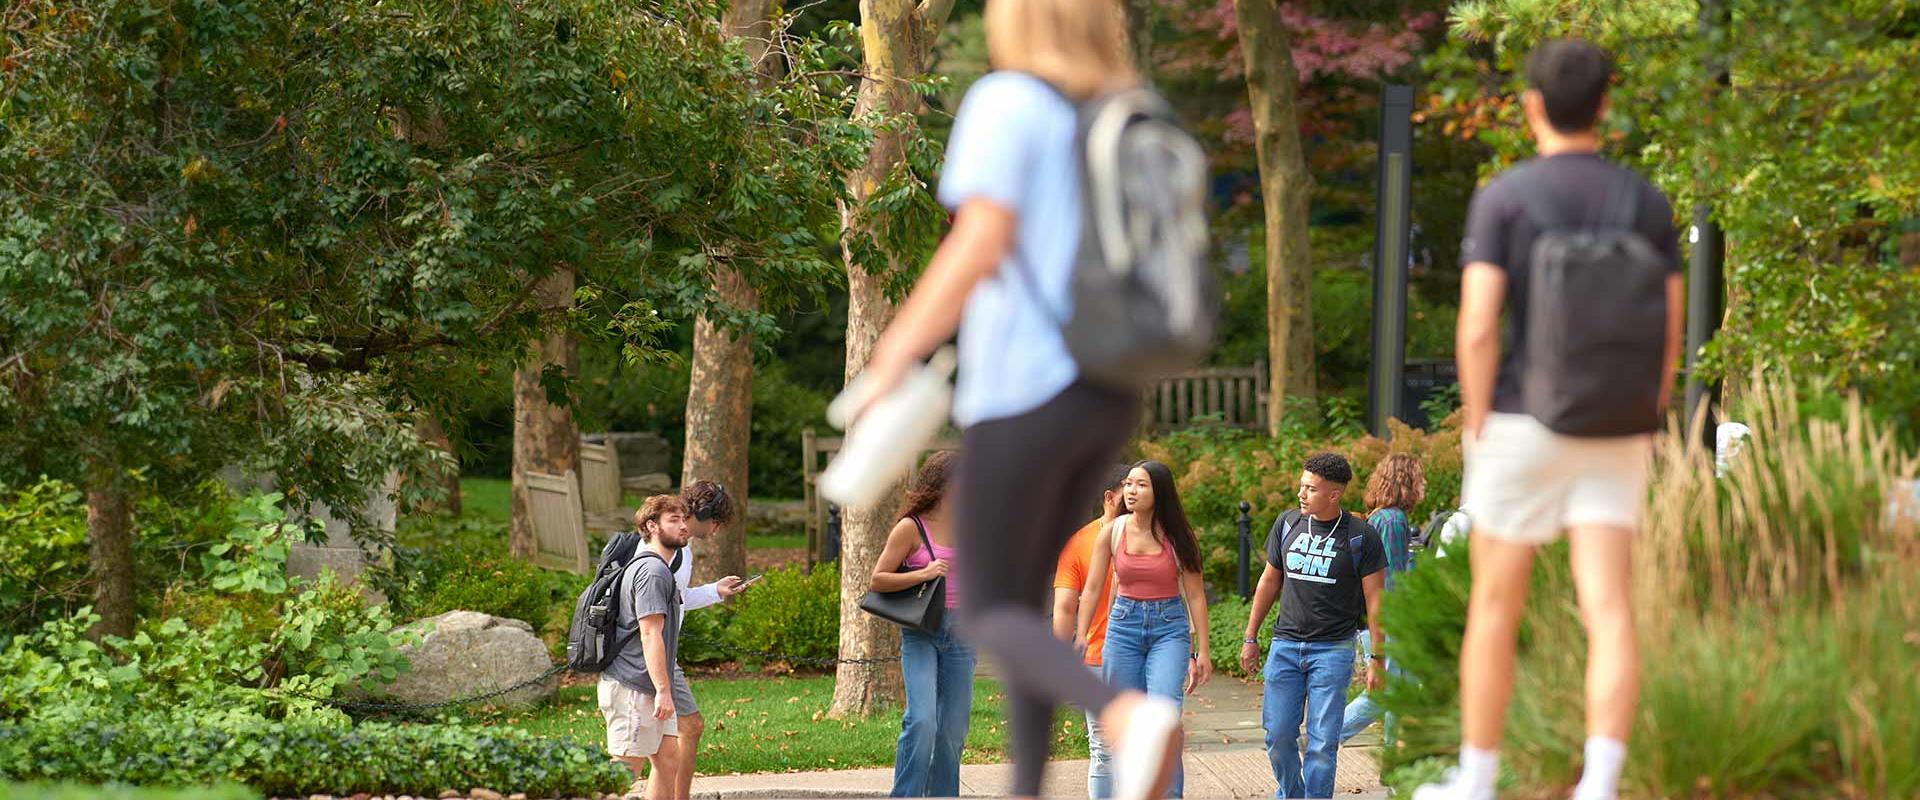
[1075,460,1211,798]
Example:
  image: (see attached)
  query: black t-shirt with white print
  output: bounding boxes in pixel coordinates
[1265,511,1387,643]
[1459,152,1680,414]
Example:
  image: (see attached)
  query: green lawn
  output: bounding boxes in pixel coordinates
[460,476,512,523]
[746,533,806,550]
[473,674,1088,775]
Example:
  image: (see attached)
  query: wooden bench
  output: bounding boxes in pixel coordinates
[801,430,960,565]
[522,469,591,574]
[1146,361,1269,432]
[580,440,624,515]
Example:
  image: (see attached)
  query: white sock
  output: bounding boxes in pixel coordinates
[1458,745,1499,797]
[1572,737,1627,800]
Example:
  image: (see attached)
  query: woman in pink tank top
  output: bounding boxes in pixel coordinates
[1073,460,1211,797]
[868,452,973,797]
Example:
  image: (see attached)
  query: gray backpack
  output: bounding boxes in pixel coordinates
[1523,170,1669,436]
[1011,82,1218,390]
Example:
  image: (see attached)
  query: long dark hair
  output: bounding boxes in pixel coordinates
[1132,460,1202,575]
[897,450,959,520]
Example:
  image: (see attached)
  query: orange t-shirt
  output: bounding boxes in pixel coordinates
[1054,518,1115,666]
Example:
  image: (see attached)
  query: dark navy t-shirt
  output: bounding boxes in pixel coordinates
[1459,152,1680,413]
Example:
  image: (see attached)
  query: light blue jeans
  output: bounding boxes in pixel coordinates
[1262,637,1356,798]
[892,615,977,797]
[1339,630,1396,743]
[1086,707,1111,798]
[1102,596,1189,798]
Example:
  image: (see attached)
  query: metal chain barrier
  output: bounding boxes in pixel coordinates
[679,632,902,668]
[283,637,898,714]
[284,662,569,715]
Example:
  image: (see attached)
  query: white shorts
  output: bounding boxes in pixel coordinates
[599,678,679,758]
[1461,412,1653,544]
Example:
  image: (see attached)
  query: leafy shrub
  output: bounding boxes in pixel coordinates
[0,480,89,637]
[720,563,839,665]
[412,550,563,634]
[1204,594,1274,680]
[0,783,255,800]
[1138,414,1465,595]
[0,708,626,798]
[1380,379,1920,798]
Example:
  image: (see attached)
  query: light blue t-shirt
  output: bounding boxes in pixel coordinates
[936,72,1081,427]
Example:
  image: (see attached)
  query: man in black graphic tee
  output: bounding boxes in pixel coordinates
[1241,452,1386,798]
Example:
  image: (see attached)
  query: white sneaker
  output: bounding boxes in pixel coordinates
[1412,769,1494,800]
[1112,695,1181,800]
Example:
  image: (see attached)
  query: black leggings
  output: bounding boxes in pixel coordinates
[954,382,1137,796]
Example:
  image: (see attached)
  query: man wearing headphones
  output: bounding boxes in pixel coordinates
[667,479,745,798]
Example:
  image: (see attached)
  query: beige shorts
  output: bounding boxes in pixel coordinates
[599,678,679,758]
[1461,412,1653,544]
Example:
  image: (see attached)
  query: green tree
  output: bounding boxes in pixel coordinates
[0,0,862,635]
[1444,0,1920,431]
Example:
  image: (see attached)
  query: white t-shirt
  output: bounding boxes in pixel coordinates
[672,545,723,624]
[936,71,1083,427]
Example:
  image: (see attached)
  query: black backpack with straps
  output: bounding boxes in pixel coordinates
[565,532,669,673]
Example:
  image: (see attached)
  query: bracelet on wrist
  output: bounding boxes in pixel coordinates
[1242,637,1258,646]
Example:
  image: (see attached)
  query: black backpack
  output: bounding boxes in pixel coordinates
[1522,169,1670,436]
[1010,80,1218,390]
[1414,509,1461,551]
[565,532,666,673]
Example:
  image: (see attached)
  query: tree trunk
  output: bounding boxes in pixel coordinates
[1236,0,1316,436]
[86,464,134,641]
[510,268,581,561]
[677,0,785,584]
[828,0,953,720]
[416,414,461,517]
[683,265,757,583]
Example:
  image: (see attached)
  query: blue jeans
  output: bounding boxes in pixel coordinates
[892,615,977,797]
[1102,596,1189,798]
[1086,707,1111,799]
[1340,630,1396,743]
[1262,637,1356,798]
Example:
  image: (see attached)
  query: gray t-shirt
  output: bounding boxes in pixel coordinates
[603,551,681,694]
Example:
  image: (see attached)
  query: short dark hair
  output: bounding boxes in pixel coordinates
[681,480,736,525]
[1102,463,1132,494]
[1525,39,1613,134]
[1303,451,1354,486]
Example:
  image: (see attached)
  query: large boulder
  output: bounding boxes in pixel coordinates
[382,611,558,709]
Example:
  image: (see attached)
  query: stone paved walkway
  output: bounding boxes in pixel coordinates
[683,677,1388,799]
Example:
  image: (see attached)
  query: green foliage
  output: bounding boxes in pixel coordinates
[1204,594,1276,680]
[720,564,841,665]
[0,0,866,579]
[409,551,565,637]
[1137,415,1466,595]
[1380,379,1920,797]
[0,480,88,635]
[0,784,256,800]
[1445,0,1920,435]
[0,708,625,798]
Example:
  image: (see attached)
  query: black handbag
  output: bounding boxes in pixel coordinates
[858,516,946,633]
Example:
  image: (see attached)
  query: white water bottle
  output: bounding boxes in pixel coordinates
[820,347,957,510]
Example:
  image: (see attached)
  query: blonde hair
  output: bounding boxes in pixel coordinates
[985,0,1137,99]
[633,494,689,539]
[1364,454,1426,514]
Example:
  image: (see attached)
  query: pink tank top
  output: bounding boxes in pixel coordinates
[1113,523,1181,601]
[900,516,959,609]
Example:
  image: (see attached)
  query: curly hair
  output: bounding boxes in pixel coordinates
[633,494,689,538]
[897,451,959,521]
[681,479,737,525]
[1303,451,1354,485]
[1364,453,1425,513]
